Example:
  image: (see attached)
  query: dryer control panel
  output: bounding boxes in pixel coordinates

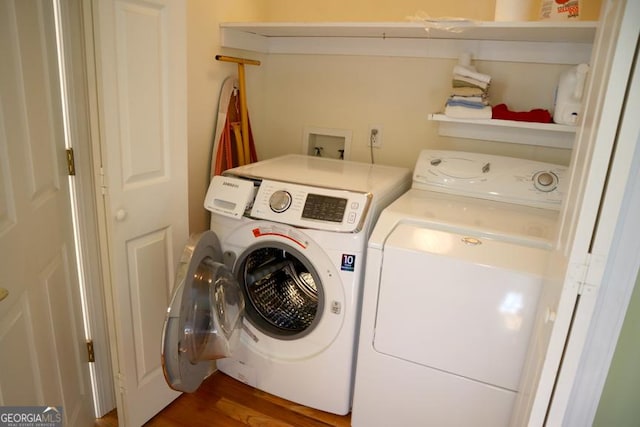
[413,150,568,210]
[251,179,371,232]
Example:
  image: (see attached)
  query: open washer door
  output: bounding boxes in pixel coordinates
[161,231,244,392]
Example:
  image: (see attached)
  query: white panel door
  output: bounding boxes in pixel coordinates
[92,0,188,425]
[510,1,640,425]
[0,1,93,425]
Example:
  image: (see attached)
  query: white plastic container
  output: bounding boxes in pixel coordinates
[494,0,532,21]
[553,64,589,125]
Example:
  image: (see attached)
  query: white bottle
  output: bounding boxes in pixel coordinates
[495,0,532,21]
[553,64,589,125]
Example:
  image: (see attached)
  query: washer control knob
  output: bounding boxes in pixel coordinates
[269,190,292,213]
[533,171,558,192]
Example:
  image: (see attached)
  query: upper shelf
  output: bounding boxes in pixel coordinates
[427,114,576,149]
[221,21,597,42]
[220,21,598,64]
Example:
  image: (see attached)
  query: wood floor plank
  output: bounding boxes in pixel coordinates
[254,390,351,427]
[214,397,295,427]
[198,373,346,427]
[95,371,352,426]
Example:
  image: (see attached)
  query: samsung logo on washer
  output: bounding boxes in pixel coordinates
[222,180,240,188]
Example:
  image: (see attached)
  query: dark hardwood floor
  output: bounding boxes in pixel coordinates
[95,371,352,426]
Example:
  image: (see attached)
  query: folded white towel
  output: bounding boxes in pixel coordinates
[444,104,492,119]
[453,65,492,84]
[450,95,486,103]
[446,98,487,109]
[451,87,485,97]
[453,75,489,91]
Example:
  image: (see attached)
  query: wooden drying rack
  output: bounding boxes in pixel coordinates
[215,55,260,164]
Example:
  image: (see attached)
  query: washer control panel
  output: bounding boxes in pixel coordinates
[251,179,371,232]
[413,150,568,210]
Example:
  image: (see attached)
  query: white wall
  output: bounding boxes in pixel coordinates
[260,0,602,22]
[593,271,640,426]
[254,54,573,167]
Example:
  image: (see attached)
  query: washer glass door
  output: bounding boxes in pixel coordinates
[161,231,244,392]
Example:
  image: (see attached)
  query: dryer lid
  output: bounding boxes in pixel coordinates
[161,231,244,392]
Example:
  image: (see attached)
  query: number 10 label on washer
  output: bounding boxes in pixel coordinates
[341,254,356,272]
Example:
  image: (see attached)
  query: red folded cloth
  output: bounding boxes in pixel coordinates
[492,103,552,123]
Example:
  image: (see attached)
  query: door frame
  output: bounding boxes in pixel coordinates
[58,0,116,417]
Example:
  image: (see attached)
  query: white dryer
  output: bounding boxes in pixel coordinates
[161,155,410,415]
[351,150,567,426]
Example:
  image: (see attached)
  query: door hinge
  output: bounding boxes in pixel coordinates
[580,252,606,295]
[574,253,606,295]
[99,166,107,195]
[574,253,591,295]
[86,339,95,363]
[66,148,76,176]
[116,372,126,394]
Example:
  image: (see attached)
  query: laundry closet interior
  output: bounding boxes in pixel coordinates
[86,0,640,426]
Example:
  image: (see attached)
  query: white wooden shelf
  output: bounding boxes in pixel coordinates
[427,113,576,149]
[220,21,597,64]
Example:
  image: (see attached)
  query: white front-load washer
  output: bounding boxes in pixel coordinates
[161,154,410,415]
[351,150,568,426]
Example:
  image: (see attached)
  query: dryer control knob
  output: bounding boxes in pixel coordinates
[533,171,558,192]
[269,191,292,213]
